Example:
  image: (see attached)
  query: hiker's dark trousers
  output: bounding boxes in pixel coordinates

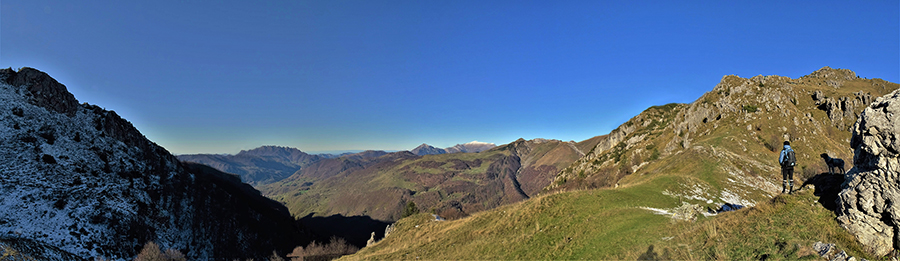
[782,166,793,181]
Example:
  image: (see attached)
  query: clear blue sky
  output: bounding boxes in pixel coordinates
[2,1,898,154]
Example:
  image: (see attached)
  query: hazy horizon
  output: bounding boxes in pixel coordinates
[3,1,898,154]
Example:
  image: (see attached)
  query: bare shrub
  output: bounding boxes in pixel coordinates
[288,236,359,261]
[759,133,779,152]
[269,250,285,261]
[134,241,185,261]
[135,242,163,261]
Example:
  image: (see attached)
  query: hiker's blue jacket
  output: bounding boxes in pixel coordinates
[779,145,792,165]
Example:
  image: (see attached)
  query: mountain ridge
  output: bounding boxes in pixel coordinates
[179,141,498,185]
[409,141,497,156]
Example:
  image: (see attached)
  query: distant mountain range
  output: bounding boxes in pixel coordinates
[410,141,497,156]
[258,137,602,221]
[177,146,325,186]
[179,141,498,185]
[180,136,592,222]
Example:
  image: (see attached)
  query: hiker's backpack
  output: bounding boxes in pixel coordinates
[783,149,796,167]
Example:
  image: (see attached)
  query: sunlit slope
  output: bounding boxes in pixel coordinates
[341,67,895,260]
[552,67,897,207]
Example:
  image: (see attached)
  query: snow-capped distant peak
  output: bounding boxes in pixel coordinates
[465,140,495,146]
[444,141,496,154]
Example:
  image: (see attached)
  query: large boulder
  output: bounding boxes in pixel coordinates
[835,89,900,257]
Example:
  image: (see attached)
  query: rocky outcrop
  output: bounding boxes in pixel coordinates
[836,89,900,257]
[1,67,80,116]
[813,90,875,131]
[804,66,858,80]
[803,66,858,88]
[812,241,865,261]
[551,103,683,190]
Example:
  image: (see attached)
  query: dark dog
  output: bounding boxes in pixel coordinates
[820,153,845,174]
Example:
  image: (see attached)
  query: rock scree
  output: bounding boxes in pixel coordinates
[835,89,900,257]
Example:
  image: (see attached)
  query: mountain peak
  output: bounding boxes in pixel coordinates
[410,143,446,156]
[803,66,857,81]
[1,67,80,117]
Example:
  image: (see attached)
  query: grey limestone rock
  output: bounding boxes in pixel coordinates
[366,232,376,247]
[816,91,878,131]
[813,241,868,261]
[836,89,900,257]
[813,90,826,104]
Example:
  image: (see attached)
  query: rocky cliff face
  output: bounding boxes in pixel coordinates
[813,90,874,131]
[0,68,305,260]
[835,89,900,257]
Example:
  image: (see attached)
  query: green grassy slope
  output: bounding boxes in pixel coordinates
[346,183,871,260]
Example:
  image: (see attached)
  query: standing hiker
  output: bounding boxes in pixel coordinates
[779,141,797,194]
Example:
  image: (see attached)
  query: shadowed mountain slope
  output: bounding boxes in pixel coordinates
[0,68,307,260]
